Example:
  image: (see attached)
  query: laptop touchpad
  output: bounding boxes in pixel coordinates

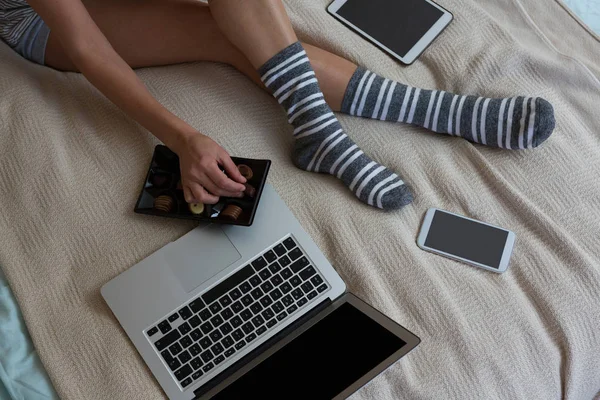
[165,224,242,293]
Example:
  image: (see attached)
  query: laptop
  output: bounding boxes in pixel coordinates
[102,184,420,399]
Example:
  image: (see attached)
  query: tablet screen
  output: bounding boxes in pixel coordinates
[336,0,444,57]
[211,302,407,399]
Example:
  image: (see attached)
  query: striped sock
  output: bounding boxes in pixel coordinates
[259,43,413,209]
[341,68,555,149]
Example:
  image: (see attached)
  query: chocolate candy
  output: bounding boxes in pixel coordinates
[154,195,174,213]
[244,183,256,199]
[188,203,204,215]
[237,164,253,180]
[221,205,243,221]
[150,173,171,188]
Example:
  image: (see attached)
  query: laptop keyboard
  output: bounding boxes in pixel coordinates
[146,237,329,389]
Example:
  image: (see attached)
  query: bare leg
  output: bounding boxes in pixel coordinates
[45,0,355,110]
[205,0,413,209]
[207,0,296,67]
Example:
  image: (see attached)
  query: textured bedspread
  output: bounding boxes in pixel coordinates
[1,0,600,399]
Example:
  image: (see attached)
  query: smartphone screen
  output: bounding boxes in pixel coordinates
[424,210,510,269]
[335,0,445,58]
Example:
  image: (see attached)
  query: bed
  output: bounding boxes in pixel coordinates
[1,0,599,399]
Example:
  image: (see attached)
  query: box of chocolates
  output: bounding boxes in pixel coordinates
[134,145,271,227]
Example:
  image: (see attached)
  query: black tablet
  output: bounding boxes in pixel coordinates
[328,0,453,64]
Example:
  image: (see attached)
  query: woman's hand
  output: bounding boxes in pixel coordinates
[174,131,247,204]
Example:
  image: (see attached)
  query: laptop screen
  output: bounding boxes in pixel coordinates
[210,302,407,399]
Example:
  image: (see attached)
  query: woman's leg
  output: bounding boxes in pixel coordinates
[44,0,355,111]
[45,0,554,148]
[206,0,412,209]
[207,0,554,150]
[339,68,555,149]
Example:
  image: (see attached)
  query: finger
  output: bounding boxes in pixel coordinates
[219,154,247,184]
[189,183,219,205]
[183,186,194,203]
[201,178,244,198]
[208,163,246,193]
[188,183,204,204]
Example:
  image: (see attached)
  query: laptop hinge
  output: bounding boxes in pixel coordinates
[193,297,332,399]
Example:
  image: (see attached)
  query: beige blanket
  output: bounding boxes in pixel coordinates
[1,0,600,398]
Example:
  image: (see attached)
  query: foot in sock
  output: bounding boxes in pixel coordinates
[341,67,555,149]
[259,43,413,209]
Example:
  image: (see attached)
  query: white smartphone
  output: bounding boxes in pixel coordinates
[417,208,516,273]
[327,0,453,65]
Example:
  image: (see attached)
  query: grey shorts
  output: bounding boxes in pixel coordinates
[0,4,49,65]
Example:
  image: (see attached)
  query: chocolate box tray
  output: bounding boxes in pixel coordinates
[134,145,271,227]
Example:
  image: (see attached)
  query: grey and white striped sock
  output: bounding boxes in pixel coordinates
[341,68,555,149]
[259,43,413,209]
